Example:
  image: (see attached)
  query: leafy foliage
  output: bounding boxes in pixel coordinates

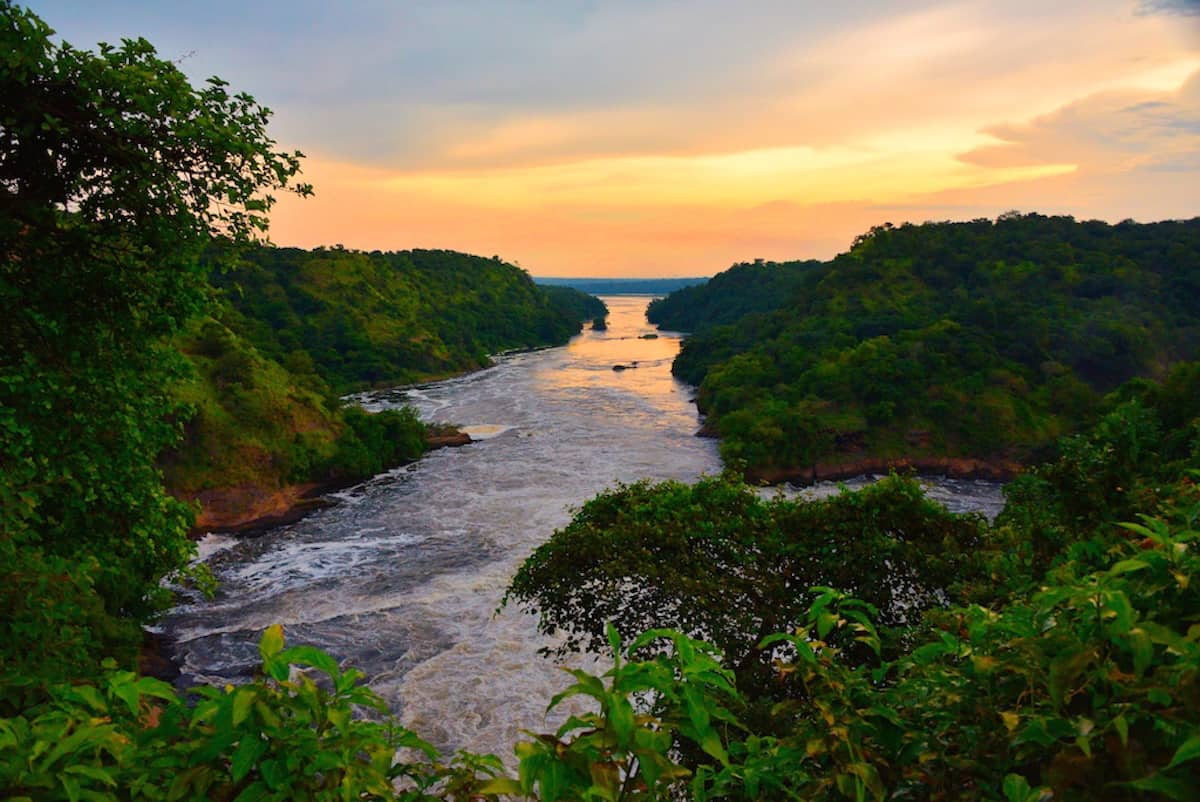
[0,626,505,801]
[539,285,609,325]
[505,472,986,702]
[663,215,1200,476]
[0,1,308,673]
[646,258,823,333]
[213,246,592,393]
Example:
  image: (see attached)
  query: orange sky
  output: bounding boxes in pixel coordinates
[267,3,1195,276]
[35,0,1199,276]
[267,2,1198,276]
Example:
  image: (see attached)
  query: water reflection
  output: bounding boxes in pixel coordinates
[162,295,1006,760]
[535,296,689,401]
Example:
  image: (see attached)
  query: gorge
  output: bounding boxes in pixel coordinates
[160,296,1005,757]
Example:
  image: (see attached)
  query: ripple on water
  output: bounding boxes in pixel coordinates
[162,296,1006,760]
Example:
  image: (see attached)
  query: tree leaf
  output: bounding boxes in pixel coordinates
[1165,734,1200,771]
[259,625,284,661]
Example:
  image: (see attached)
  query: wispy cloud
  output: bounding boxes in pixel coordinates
[26,0,1200,274]
[1136,0,1200,16]
[960,70,1200,173]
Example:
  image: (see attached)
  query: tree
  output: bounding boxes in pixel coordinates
[0,2,309,672]
[504,473,986,706]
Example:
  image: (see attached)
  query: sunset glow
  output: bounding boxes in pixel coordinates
[28,0,1200,275]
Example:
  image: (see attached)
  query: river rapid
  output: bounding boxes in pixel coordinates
[161,296,1004,758]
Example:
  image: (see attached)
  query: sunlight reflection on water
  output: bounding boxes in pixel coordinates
[163,295,1004,759]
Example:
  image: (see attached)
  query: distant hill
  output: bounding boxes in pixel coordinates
[659,214,1200,481]
[215,247,594,393]
[540,285,609,322]
[647,259,824,332]
[535,277,707,296]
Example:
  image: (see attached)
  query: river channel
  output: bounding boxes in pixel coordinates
[161,296,1004,758]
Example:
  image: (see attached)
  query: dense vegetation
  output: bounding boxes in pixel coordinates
[662,216,1200,478]
[539,285,609,327]
[5,4,1199,800]
[216,246,594,394]
[536,277,706,296]
[163,248,599,506]
[502,363,1200,800]
[646,258,823,332]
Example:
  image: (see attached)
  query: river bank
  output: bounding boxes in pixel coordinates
[181,429,474,536]
[746,455,1022,486]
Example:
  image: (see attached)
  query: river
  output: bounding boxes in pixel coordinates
[160,295,1004,758]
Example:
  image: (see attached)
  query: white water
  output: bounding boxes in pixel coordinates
[161,296,1003,758]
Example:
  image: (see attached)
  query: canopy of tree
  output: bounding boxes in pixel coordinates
[213,246,593,394]
[646,258,824,332]
[539,284,608,325]
[537,276,707,296]
[660,215,1200,478]
[505,471,987,705]
[0,1,308,667]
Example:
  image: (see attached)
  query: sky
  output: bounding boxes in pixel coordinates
[25,0,1200,276]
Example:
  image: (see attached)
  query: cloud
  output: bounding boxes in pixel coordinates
[31,0,1196,274]
[1136,0,1200,16]
[29,0,1198,173]
[959,70,1200,174]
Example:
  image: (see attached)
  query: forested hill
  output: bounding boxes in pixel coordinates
[213,245,596,393]
[539,284,609,323]
[536,276,707,295]
[646,258,824,331]
[663,214,1200,480]
[157,245,602,519]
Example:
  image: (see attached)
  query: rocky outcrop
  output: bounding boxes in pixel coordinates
[426,431,472,449]
[746,455,1021,486]
[182,427,475,535]
[184,482,334,535]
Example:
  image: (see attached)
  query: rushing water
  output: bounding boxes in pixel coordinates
[161,296,1004,758]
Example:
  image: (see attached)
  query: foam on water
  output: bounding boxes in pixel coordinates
[458,424,514,440]
[160,296,1006,760]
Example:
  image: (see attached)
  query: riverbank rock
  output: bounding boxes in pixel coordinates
[182,428,475,536]
[426,431,472,449]
[184,482,334,536]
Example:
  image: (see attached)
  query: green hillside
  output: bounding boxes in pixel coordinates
[646,258,823,332]
[213,246,591,393]
[539,284,609,323]
[663,215,1200,478]
[157,246,603,524]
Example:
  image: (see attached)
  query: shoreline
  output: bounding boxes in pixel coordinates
[745,455,1022,486]
[182,430,473,537]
